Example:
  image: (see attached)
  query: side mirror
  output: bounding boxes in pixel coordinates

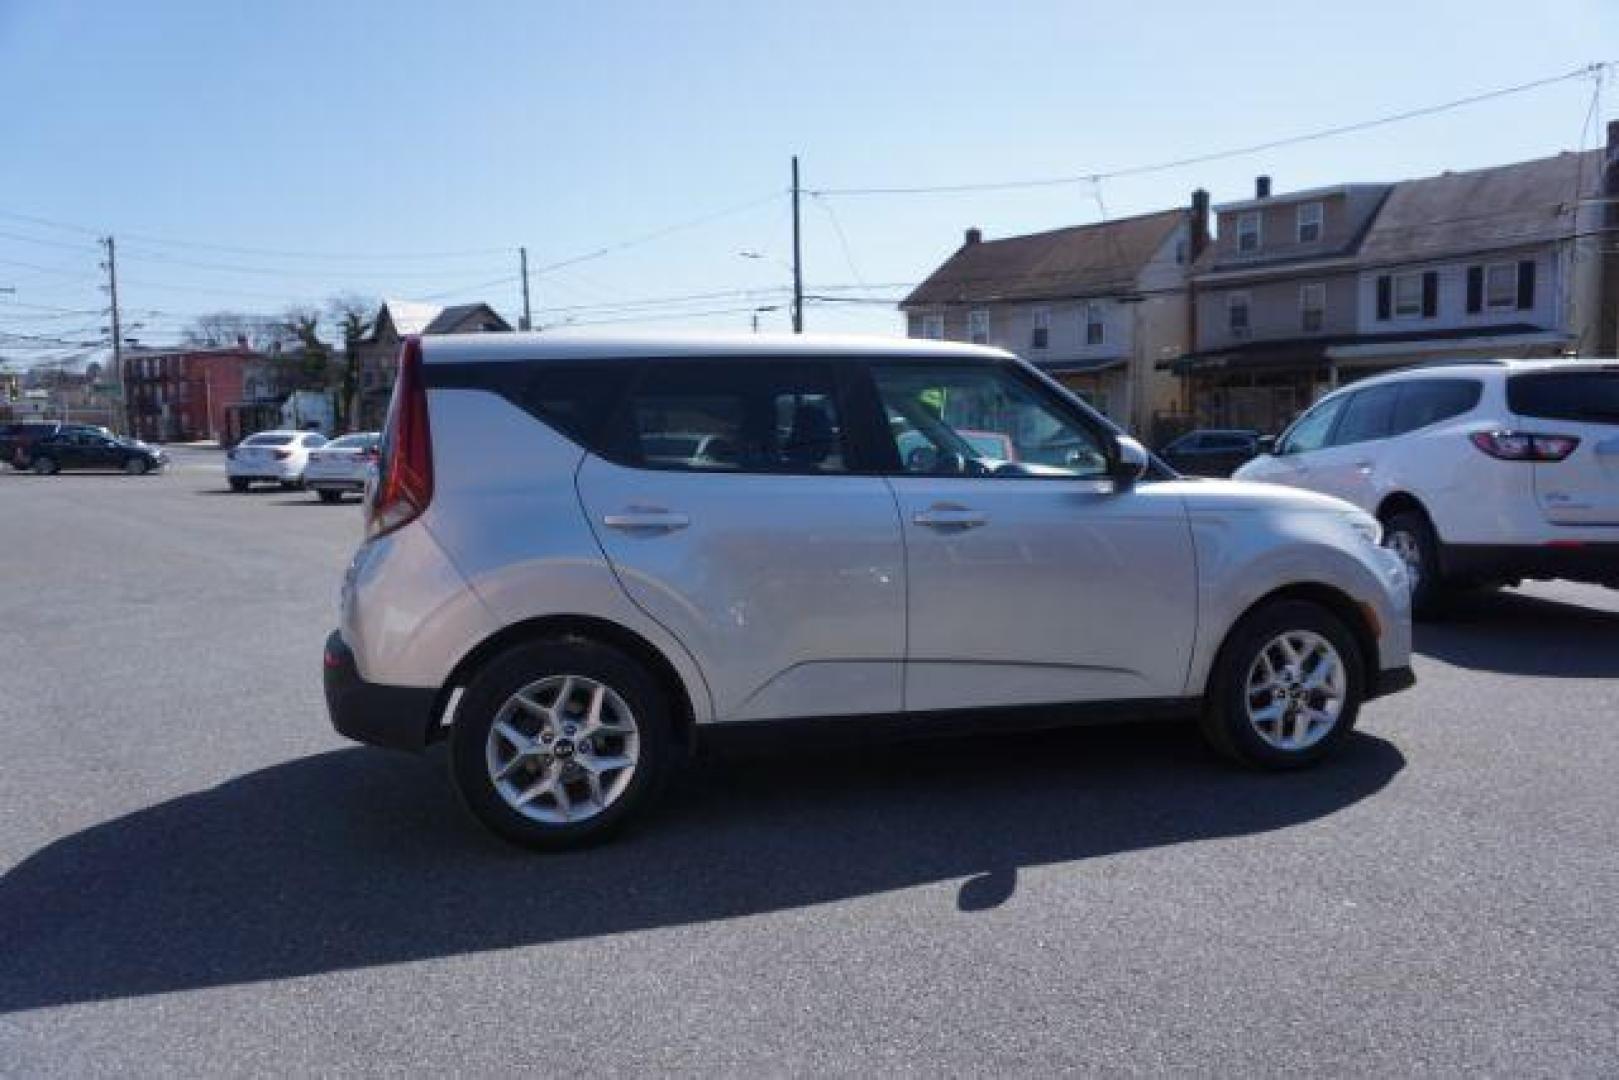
[1257,435,1278,455]
[1111,435,1149,486]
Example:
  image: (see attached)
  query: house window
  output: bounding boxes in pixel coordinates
[968,309,989,345]
[1084,303,1106,346]
[1030,308,1050,350]
[1237,212,1262,253]
[1393,273,1424,317]
[1228,293,1251,337]
[1300,283,1326,333]
[1297,202,1323,244]
[920,313,945,340]
[1485,263,1517,309]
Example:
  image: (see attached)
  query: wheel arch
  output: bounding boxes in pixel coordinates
[1215,582,1382,696]
[436,614,698,752]
[1375,490,1429,526]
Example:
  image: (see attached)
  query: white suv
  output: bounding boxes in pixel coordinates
[1235,360,1619,613]
[324,332,1412,849]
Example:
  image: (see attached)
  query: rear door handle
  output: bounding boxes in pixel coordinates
[913,507,988,529]
[1354,460,1373,472]
[603,509,690,531]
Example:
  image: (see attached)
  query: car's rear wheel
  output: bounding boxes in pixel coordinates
[124,457,148,476]
[317,489,342,504]
[229,478,250,492]
[1200,599,1363,769]
[449,638,673,850]
[31,455,56,475]
[280,479,301,491]
[1382,509,1444,617]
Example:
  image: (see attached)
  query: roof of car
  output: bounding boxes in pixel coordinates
[419,330,1015,365]
[1321,358,1618,396]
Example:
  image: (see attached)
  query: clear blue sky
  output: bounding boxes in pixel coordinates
[1,0,1614,364]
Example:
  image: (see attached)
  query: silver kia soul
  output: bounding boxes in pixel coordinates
[324,331,1414,849]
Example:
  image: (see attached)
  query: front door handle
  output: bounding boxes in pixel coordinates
[603,508,690,531]
[913,506,988,529]
[1354,460,1373,473]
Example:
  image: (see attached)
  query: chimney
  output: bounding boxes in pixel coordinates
[964,227,982,246]
[1189,189,1211,261]
[1255,175,1272,199]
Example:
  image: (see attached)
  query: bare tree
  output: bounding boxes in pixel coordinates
[327,294,377,431]
[182,311,289,351]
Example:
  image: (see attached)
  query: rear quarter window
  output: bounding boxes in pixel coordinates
[426,362,630,454]
[1507,371,1619,424]
[1391,379,1482,434]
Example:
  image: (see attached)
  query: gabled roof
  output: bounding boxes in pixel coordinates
[370,299,511,341]
[902,209,1185,307]
[1357,149,1602,263]
[423,302,511,334]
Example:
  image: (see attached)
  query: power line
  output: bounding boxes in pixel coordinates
[811,63,1608,197]
[534,192,783,274]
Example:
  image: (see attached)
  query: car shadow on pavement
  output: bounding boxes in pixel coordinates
[0,724,1403,1014]
[1415,587,1619,678]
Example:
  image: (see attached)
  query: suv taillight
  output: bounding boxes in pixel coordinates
[366,336,433,539]
[1469,430,1580,462]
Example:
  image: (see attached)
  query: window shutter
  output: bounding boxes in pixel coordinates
[1376,276,1391,320]
[1466,266,1483,313]
[1516,260,1536,310]
[1421,271,1438,317]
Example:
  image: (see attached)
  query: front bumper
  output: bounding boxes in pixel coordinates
[323,630,439,752]
[1444,542,1619,588]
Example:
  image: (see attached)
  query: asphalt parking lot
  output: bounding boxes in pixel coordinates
[2,446,1617,1075]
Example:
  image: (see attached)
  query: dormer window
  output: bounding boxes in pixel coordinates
[1297,202,1323,244]
[1237,212,1262,253]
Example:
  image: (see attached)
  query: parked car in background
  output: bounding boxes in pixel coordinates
[2,421,116,468]
[305,432,380,503]
[225,430,327,491]
[1234,360,1619,614]
[24,430,167,475]
[324,331,1413,850]
[1159,429,1263,477]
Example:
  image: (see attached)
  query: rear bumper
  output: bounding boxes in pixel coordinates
[1444,542,1619,587]
[323,630,439,752]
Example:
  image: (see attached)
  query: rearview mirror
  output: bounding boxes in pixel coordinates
[1111,435,1149,487]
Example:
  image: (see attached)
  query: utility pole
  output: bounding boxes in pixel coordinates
[519,246,533,330]
[791,156,804,333]
[100,236,125,435]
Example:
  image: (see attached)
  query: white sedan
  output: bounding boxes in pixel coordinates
[305,432,380,503]
[226,430,328,492]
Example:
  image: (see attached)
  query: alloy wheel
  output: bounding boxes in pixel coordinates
[1385,529,1423,593]
[1244,630,1346,751]
[485,674,640,825]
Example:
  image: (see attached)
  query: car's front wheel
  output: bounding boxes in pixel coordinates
[31,455,57,475]
[124,457,148,476]
[1200,599,1364,769]
[449,638,673,850]
[1382,509,1445,617]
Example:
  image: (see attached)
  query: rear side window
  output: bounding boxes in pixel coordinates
[427,362,629,453]
[301,434,327,447]
[622,362,848,474]
[1391,379,1481,434]
[1203,432,1253,451]
[1507,371,1619,424]
[244,433,293,447]
[1329,385,1399,446]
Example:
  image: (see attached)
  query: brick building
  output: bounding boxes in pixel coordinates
[123,344,256,442]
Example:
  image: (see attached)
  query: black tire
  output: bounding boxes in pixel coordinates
[449,638,674,850]
[124,457,148,476]
[31,456,56,475]
[229,478,250,492]
[1199,599,1364,770]
[280,479,300,491]
[1382,509,1445,618]
[317,489,342,504]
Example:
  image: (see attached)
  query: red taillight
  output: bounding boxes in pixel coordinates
[366,336,433,539]
[273,448,292,461]
[1469,430,1580,462]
